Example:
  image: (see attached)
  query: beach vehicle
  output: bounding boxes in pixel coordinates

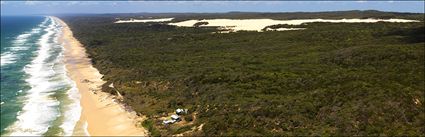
[163,119,176,125]
[171,114,181,121]
[162,114,181,125]
[176,108,184,115]
[176,108,189,115]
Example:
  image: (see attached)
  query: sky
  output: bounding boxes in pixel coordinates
[1,1,424,15]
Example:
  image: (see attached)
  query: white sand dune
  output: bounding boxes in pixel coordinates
[169,18,420,32]
[115,18,174,23]
[265,28,306,31]
[114,18,419,32]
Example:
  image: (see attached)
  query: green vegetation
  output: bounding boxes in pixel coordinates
[113,10,424,21]
[184,115,194,122]
[61,11,425,136]
[174,125,193,134]
[142,119,161,136]
[193,22,209,27]
[262,24,307,31]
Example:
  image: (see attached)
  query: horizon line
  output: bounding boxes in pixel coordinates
[1,9,424,16]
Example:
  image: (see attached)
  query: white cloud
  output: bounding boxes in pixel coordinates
[24,1,43,5]
[67,1,80,5]
[46,2,61,7]
[22,1,96,7]
[78,1,100,6]
[315,1,335,4]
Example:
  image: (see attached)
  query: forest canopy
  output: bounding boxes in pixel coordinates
[60,11,424,136]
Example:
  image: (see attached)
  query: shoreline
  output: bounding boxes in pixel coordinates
[53,16,148,136]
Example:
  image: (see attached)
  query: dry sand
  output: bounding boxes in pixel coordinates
[115,18,419,32]
[168,18,419,32]
[115,17,174,23]
[53,17,148,136]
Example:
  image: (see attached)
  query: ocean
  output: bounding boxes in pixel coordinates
[1,16,81,136]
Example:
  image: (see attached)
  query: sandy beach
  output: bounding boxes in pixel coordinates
[53,17,148,136]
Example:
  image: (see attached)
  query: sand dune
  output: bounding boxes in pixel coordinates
[115,17,419,32]
[115,18,174,23]
[115,18,419,33]
[169,18,419,32]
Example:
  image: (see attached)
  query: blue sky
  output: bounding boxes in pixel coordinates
[1,1,424,15]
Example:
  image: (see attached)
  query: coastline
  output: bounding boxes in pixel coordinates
[53,17,148,136]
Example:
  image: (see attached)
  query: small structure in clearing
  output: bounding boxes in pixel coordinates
[162,108,187,125]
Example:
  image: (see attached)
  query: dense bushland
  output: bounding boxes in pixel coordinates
[61,11,424,136]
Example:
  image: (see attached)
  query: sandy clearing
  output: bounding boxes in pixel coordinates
[115,18,174,23]
[169,18,419,32]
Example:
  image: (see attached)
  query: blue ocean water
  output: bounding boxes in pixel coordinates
[1,16,81,136]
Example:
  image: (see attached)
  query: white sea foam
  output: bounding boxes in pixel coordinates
[60,77,81,136]
[7,17,62,136]
[55,24,81,136]
[83,121,90,136]
[6,16,82,136]
[0,17,48,67]
[38,17,49,28]
[0,52,17,66]
[8,46,30,51]
[11,21,45,47]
